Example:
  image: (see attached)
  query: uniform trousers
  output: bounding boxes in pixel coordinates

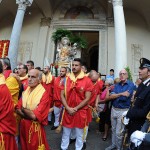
[61,127,84,150]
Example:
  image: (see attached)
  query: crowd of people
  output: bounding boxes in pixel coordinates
[0,57,150,150]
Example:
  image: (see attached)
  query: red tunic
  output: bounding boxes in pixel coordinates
[0,84,17,150]
[97,79,104,94]
[42,76,54,107]
[53,76,65,108]
[21,78,28,90]
[16,91,50,150]
[89,82,100,107]
[62,76,93,128]
[87,81,100,123]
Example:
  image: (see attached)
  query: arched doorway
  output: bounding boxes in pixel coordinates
[89,45,99,71]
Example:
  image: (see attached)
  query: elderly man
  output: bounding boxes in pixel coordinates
[82,70,100,149]
[0,58,12,79]
[60,58,93,150]
[16,69,50,150]
[0,61,17,150]
[105,69,134,150]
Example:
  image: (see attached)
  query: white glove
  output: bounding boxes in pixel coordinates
[131,138,142,147]
[131,130,146,147]
[131,130,146,141]
[122,116,130,125]
[122,111,128,117]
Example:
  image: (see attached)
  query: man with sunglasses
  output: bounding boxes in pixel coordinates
[105,69,134,150]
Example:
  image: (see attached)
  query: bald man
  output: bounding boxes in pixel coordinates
[16,69,50,150]
[83,70,100,149]
[105,69,135,150]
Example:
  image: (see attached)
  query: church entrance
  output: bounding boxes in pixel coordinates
[72,31,99,71]
[89,45,99,71]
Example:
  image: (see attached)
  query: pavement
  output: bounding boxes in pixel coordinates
[45,120,111,150]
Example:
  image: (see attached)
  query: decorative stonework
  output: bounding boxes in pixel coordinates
[51,20,107,30]
[17,41,33,63]
[131,44,143,74]
[16,0,33,10]
[54,0,106,20]
[40,17,51,27]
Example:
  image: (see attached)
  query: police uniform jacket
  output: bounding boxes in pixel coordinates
[126,79,150,136]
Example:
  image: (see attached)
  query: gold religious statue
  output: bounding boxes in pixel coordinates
[56,37,71,66]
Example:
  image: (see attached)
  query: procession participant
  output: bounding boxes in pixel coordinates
[97,72,104,94]
[0,57,12,79]
[60,58,93,150]
[51,67,67,130]
[42,66,55,124]
[6,73,20,145]
[15,69,50,150]
[0,61,17,150]
[83,70,100,149]
[81,64,89,76]
[26,60,34,71]
[18,64,28,90]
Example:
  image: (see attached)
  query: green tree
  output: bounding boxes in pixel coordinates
[125,66,133,81]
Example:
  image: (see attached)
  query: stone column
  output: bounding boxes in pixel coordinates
[111,0,127,77]
[8,0,33,70]
[35,17,51,68]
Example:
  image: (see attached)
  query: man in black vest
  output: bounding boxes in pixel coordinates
[124,58,150,138]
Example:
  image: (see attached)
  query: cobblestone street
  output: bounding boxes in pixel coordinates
[45,121,111,150]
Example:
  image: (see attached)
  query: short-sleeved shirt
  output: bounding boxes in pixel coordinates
[111,80,134,109]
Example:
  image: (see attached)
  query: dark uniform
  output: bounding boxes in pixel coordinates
[126,58,150,137]
[130,112,150,150]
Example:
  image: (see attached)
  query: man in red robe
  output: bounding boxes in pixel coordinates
[42,66,55,124]
[0,61,17,150]
[60,58,93,150]
[51,67,67,130]
[87,70,100,123]
[82,70,100,149]
[26,60,34,72]
[18,64,28,90]
[0,58,12,79]
[16,69,50,150]
[97,72,104,94]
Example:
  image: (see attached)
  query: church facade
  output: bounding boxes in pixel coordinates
[0,0,150,80]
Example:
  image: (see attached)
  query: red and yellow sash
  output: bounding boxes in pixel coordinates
[42,72,52,84]
[0,74,6,85]
[22,84,45,110]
